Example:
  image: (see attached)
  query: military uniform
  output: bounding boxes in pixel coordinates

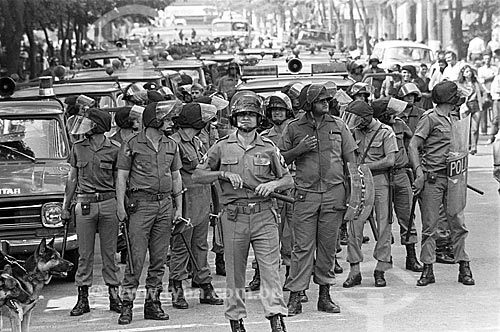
[196,132,291,321]
[400,104,425,134]
[117,130,182,300]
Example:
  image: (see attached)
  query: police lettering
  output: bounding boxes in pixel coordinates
[0,188,21,195]
[447,155,468,178]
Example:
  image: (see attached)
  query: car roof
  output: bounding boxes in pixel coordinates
[0,100,63,116]
[68,68,163,82]
[11,82,121,100]
[373,40,432,49]
[80,49,136,60]
[185,55,235,63]
[148,60,213,70]
[237,75,355,94]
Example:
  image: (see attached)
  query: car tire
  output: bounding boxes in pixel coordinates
[64,249,79,282]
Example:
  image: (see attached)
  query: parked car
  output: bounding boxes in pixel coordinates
[370,40,435,72]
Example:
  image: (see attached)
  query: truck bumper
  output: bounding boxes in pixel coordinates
[1,234,78,256]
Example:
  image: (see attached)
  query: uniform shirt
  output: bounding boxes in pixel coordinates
[353,119,398,167]
[392,118,413,168]
[110,128,135,144]
[400,105,425,134]
[69,137,120,194]
[171,129,206,188]
[117,130,182,194]
[279,113,357,193]
[196,131,291,205]
[413,107,457,172]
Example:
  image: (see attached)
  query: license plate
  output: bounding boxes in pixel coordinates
[447,155,468,177]
[35,228,63,237]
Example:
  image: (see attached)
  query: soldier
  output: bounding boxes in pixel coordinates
[62,108,122,316]
[192,91,292,332]
[342,100,397,288]
[408,81,475,286]
[347,82,373,104]
[110,105,143,144]
[216,62,241,100]
[280,84,357,315]
[116,101,184,324]
[281,82,305,116]
[372,97,423,272]
[169,102,223,309]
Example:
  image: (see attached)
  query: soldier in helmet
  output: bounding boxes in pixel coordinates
[193,91,292,332]
[62,108,122,317]
[110,106,143,143]
[347,82,373,104]
[372,97,423,272]
[342,100,398,288]
[116,101,184,325]
[279,84,357,315]
[281,82,305,116]
[408,81,475,287]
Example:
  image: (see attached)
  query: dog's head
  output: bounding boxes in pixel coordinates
[0,265,32,305]
[35,238,74,278]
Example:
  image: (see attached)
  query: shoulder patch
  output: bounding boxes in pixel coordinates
[109,139,121,148]
[260,135,276,146]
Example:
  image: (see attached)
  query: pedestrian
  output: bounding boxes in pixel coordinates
[362,57,385,98]
[467,31,486,62]
[408,81,475,287]
[477,52,499,144]
[169,102,223,309]
[191,83,205,99]
[442,51,461,82]
[381,64,402,97]
[348,61,364,82]
[342,100,398,288]
[280,84,357,315]
[116,101,184,325]
[192,91,292,332]
[372,97,423,272]
[61,108,122,316]
[429,58,448,90]
[489,68,500,142]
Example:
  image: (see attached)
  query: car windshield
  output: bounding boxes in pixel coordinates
[0,117,67,160]
[384,47,431,63]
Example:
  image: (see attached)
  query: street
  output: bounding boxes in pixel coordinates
[12,137,500,332]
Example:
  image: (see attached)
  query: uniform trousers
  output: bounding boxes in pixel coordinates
[75,198,120,287]
[278,200,294,267]
[286,184,345,291]
[392,170,418,245]
[222,202,287,320]
[418,175,470,264]
[121,197,172,301]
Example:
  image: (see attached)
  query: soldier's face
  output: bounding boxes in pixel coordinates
[312,98,329,115]
[271,108,287,124]
[403,94,415,104]
[192,89,203,99]
[236,111,258,130]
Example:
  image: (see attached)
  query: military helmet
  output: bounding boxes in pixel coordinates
[264,92,293,119]
[229,91,264,126]
[347,82,373,98]
[397,82,422,101]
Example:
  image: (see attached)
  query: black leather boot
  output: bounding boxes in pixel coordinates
[334,257,343,274]
[405,244,424,272]
[70,286,90,316]
[144,288,170,320]
[108,285,122,313]
[245,266,260,292]
[287,291,302,316]
[417,264,435,286]
[374,270,386,287]
[230,319,246,332]
[200,283,224,305]
[317,285,340,313]
[340,223,348,245]
[436,246,455,264]
[118,300,133,325]
[458,261,475,285]
[269,314,287,332]
[171,280,189,309]
[215,253,226,276]
[283,266,291,291]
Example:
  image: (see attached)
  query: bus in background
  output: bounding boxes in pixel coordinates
[211,17,251,46]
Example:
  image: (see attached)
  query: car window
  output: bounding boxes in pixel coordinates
[384,47,431,62]
[0,117,67,160]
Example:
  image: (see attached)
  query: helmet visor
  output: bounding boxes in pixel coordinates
[156,100,183,121]
[200,103,218,123]
[342,112,365,130]
[129,105,144,122]
[69,115,94,135]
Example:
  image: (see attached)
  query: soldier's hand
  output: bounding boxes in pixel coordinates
[412,174,425,196]
[117,205,128,222]
[297,135,317,153]
[255,181,278,197]
[494,166,500,183]
[225,172,243,189]
[61,208,71,221]
[173,208,183,221]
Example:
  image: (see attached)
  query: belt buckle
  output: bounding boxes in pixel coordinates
[248,202,256,214]
[96,193,102,201]
[155,193,163,201]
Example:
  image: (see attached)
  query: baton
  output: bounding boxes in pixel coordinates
[172,216,201,272]
[368,210,378,242]
[120,219,134,275]
[405,194,419,243]
[467,184,484,195]
[61,204,74,258]
[218,176,295,204]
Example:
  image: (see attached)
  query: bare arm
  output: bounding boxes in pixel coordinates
[116,169,130,221]
[192,168,225,184]
[342,150,356,164]
[366,151,395,171]
[61,167,78,220]
[172,170,183,219]
[408,135,425,194]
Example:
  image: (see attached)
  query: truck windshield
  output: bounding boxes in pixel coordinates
[0,118,67,160]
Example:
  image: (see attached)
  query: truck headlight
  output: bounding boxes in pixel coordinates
[41,202,64,228]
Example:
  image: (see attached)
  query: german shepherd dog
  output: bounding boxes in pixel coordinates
[0,238,74,332]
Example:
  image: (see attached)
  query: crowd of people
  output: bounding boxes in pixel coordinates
[60,45,487,332]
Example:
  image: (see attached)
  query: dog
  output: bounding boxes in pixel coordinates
[0,238,74,332]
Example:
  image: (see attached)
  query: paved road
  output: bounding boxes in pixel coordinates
[11,138,500,332]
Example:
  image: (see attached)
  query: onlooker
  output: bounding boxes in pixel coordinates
[467,32,486,62]
[478,52,499,143]
[488,68,500,142]
[442,51,461,82]
[429,58,448,90]
[362,57,385,98]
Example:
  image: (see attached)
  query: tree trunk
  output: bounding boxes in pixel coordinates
[0,0,24,76]
[348,0,357,47]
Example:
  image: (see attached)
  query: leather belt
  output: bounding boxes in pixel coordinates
[371,169,389,176]
[425,168,447,176]
[392,167,408,175]
[76,192,115,203]
[129,191,171,201]
[227,201,272,214]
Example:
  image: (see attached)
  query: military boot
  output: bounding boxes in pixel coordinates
[458,261,475,285]
[118,300,133,325]
[245,266,260,292]
[339,223,348,245]
[269,314,287,332]
[405,244,424,272]
[108,285,122,313]
[70,286,90,316]
[374,270,386,287]
[334,256,343,274]
[215,253,226,276]
[436,245,454,264]
[287,291,302,316]
[200,283,224,305]
[229,318,246,332]
[144,288,169,320]
[317,285,340,313]
[417,264,435,286]
[171,280,189,309]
